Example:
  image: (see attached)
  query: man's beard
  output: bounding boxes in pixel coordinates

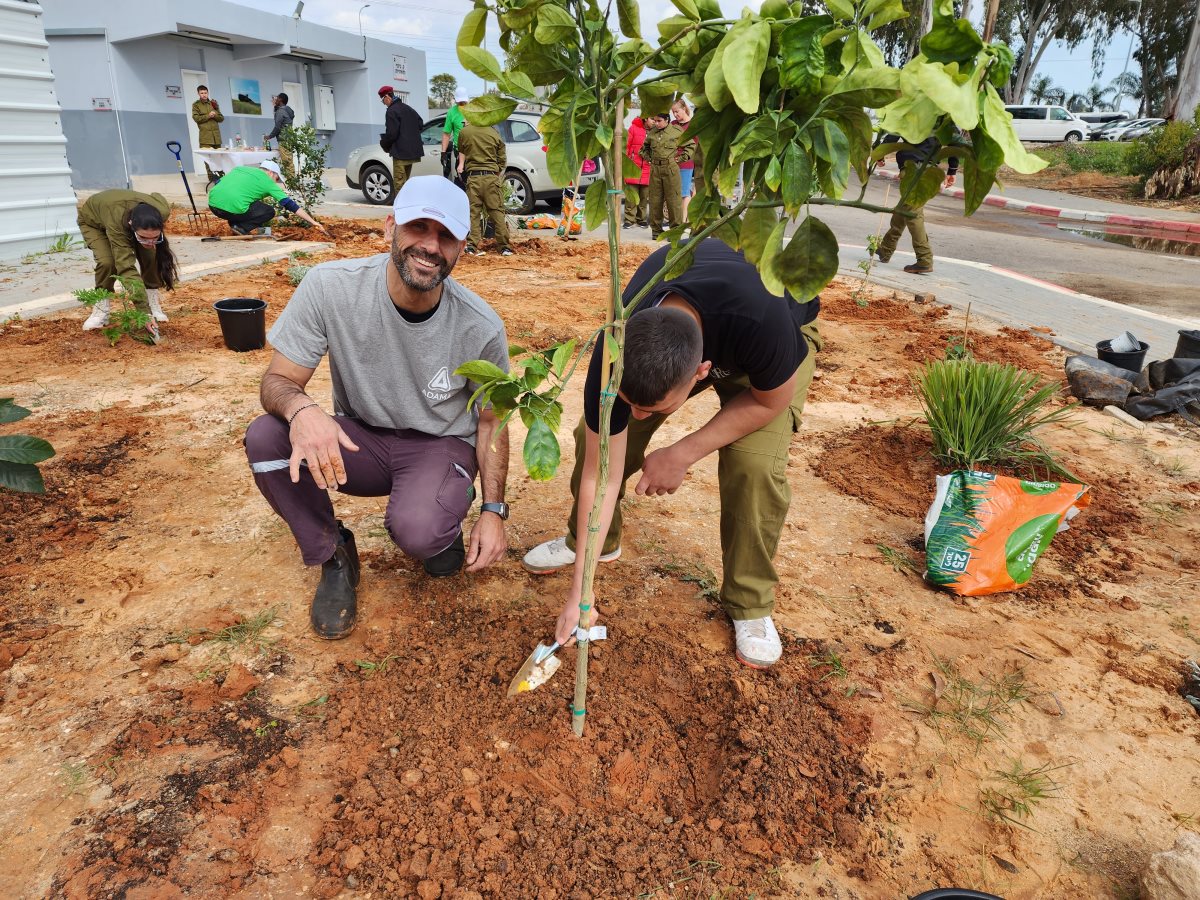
[392,241,452,292]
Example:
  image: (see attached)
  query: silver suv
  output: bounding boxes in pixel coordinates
[345,112,599,215]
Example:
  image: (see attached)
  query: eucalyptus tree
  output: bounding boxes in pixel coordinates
[454,0,1046,736]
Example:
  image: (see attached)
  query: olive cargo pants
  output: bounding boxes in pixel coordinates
[624,183,648,226]
[391,160,418,197]
[647,160,681,236]
[565,322,821,620]
[878,201,932,267]
[466,172,510,250]
[77,222,160,314]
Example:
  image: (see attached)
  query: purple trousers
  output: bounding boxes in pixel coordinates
[245,415,477,566]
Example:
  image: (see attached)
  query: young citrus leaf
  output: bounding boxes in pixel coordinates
[758,218,789,296]
[781,142,815,214]
[457,7,487,47]
[523,419,561,481]
[779,17,832,91]
[920,17,983,64]
[740,206,779,265]
[829,66,902,106]
[960,154,996,216]
[760,0,790,18]
[657,14,694,41]
[617,0,641,38]
[840,31,885,70]
[0,460,45,494]
[662,243,696,281]
[535,4,577,44]
[458,46,503,82]
[669,0,700,20]
[980,85,1048,174]
[0,434,55,465]
[508,344,528,357]
[551,339,578,379]
[724,21,771,114]
[604,330,620,362]
[899,161,947,208]
[455,360,509,383]
[584,179,608,231]
[864,0,908,31]
[595,122,614,149]
[498,71,537,100]
[876,89,940,143]
[824,0,855,19]
[764,155,783,191]
[774,216,838,300]
[704,43,734,111]
[0,399,31,424]
[913,60,984,130]
[623,155,643,180]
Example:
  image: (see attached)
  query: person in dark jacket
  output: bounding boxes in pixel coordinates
[876,133,957,274]
[378,85,423,198]
[267,93,296,176]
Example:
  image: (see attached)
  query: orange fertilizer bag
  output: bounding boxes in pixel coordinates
[923,471,1091,596]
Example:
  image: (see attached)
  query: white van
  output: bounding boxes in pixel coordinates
[1003,105,1088,143]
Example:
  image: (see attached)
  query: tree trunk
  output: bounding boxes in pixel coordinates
[1168,3,1200,121]
[1011,1,1053,103]
[961,0,979,30]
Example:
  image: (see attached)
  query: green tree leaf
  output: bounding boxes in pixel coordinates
[864,0,908,31]
[458,46,503,82]
[595,122,614,149]
[920,17,983,64]
[899,161,947,208]
[913,60,984,131]
[724,21,772,114]
[980,85,1047,174]
[463,94,518,127]
[773,216,839,299]
[454,360,509,384]
[617,0,641,38]
[781,142,815,215]
[960,153,995,216]
[457,8,487,48]
[829,66,901,106]
[0,399,31,424]
[657,14,694,41]
[0,434,55,465]
[779,16,832,92]
[758,219,789,296]
[824,0,854,19]
[0,460,44,494]
[498,71,537,101]
[704,42,734,112]
[840,31,885,70]
[584,179,608,230]
[740,206,779,265]
[876,88,940,143]
[523,418,561,481]
[669,0,700,20]
[535,4,577,45]
[764,155,783,191]
[551,339,578,379]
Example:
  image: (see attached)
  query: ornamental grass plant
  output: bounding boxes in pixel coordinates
[915,358,1076,479]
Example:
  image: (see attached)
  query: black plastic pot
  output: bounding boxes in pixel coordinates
[910,890,1005,900]
[214,298,267,352]
[1175,329,1200,360]
[1096,339,1149,373]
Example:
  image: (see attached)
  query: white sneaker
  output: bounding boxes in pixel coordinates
[146,288,169,322]
[82,299,110,331]
[522,536,621,574]
[733,616,782,669]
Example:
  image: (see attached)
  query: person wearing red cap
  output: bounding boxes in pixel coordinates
[378,85,423,198]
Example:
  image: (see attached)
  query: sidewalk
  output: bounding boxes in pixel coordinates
[873,167,1200,232]
[0,237,329,322]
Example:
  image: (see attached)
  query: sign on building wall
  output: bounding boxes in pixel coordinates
[392,55,407,82]
[165,85,182,99]
[91,97,112,111]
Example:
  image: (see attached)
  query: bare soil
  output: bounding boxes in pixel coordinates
[2,225,1199,899]
[1000,164,1200,213]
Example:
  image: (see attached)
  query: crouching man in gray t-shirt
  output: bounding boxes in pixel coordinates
[244,176,511,640]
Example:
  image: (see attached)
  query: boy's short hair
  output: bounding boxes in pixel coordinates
[621,307,703,407]
[197,84,208,92]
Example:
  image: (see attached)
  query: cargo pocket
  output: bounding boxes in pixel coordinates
[435,460,476,519]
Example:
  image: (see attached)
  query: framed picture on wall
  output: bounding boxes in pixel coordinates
[230,78,263,115]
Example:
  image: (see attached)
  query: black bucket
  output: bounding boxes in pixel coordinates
[1096,339,1149,373]
[910,892,1004,900]
[214,298,267,352]
[1175,329,1200,359]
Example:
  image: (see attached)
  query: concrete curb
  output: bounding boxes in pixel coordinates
[872,168,1200,234]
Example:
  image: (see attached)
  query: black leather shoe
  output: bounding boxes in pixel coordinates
[311,529,358,640]
[336,520,360,587]
[423,531,465,577]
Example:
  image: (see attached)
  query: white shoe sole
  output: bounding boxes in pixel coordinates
[523,546,621,574]
[735,649,779,670]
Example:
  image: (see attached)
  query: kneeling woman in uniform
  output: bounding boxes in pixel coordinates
[77,189,178,341]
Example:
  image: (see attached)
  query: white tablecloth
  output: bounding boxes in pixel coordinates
[194,149,277,172]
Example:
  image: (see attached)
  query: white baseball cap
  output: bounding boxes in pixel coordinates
[260,160,283,177]
[392,175,469,240]
[455,92,469,103]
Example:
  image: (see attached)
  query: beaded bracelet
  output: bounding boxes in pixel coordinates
[287,402,319,426]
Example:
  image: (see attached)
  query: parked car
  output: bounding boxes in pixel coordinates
[1098,118,1165,142]
[1077,111,1130,132]
[1002,104,1088,142]
[1088,118,1136,141]
[345,112,600,214]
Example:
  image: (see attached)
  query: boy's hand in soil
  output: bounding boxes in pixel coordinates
[288,406,360,489]
[465,510,506,572]
[555,598,598,647]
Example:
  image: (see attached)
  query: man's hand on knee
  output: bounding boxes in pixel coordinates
[288,407,360,489]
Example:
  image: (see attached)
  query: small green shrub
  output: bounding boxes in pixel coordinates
[0,398,55,493]
[73,276,153,346]
[1126,120,1200,180]
[1060,142,1133,175]
[287,264,312,286]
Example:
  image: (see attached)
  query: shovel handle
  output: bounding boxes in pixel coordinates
[166,141,182,160]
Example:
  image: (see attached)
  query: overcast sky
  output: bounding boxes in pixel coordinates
[232,0,1141,112]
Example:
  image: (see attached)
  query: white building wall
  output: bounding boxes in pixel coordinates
[0,0,80,262]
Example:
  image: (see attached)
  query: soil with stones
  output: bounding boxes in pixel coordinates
[2,223,1199,899]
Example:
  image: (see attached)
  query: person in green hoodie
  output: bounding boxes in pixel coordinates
[77,189,179,342]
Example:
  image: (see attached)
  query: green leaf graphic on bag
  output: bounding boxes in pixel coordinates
[1003,513,1061,585]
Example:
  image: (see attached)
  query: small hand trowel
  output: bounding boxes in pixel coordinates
[506,640,562,697]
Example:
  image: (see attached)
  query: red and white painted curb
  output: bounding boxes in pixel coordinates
[872,167,1200,235]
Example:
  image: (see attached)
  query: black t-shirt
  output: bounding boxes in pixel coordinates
[583,238,820,434]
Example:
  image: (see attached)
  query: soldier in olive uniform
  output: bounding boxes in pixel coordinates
[456,115,513,257]
[641,112,691,239]
[191,85,223,149]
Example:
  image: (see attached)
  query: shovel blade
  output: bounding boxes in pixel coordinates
[506,642,561,697]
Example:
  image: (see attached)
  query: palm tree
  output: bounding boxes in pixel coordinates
[1068,83,1114,112]
[1108,71,1144,114]
[1027,74,1063,105]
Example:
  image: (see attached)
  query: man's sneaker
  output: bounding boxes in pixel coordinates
[500,247,514,257]
[904,262,933,274]
[733,616,782,669]
[874,251,891,264]
[311,536,358,640]
[82,299,111,331]
[522,536,621,574]
[231,225,250,236]
[424,531,465,577]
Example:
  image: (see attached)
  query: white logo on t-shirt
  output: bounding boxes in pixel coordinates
[425,365,453,401]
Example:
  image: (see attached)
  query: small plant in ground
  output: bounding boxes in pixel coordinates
[978,758,1068,829]
[906,657,1030,752]
[1170,616,1200,646]
[808,648,849,682]
[73,276,154,346]
[22,232,81,262]
[254,719,280,737]
[59,761,91,796]
[876,542,920,575]
[287,263,312,286]
[655,558,720,602]
[1146,501,1185,524]
[355,654,399,676]
[0,398,55,493]
[167,607,279,654]
[277,123,329,214]
[915,358,1076,479]
[296,694,330,719]
[853,234,881,306]
[290,250,311,259]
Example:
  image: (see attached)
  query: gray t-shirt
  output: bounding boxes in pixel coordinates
[267,253,509,446]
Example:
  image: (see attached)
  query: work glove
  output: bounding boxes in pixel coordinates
[441,151,453,178]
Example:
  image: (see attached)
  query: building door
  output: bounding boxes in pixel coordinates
[281,80,307,129]
[181,69,209,174]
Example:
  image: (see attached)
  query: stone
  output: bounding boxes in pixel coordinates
[342,845,365,871]
[217,664,260,700]
[1142,832,1200,900]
